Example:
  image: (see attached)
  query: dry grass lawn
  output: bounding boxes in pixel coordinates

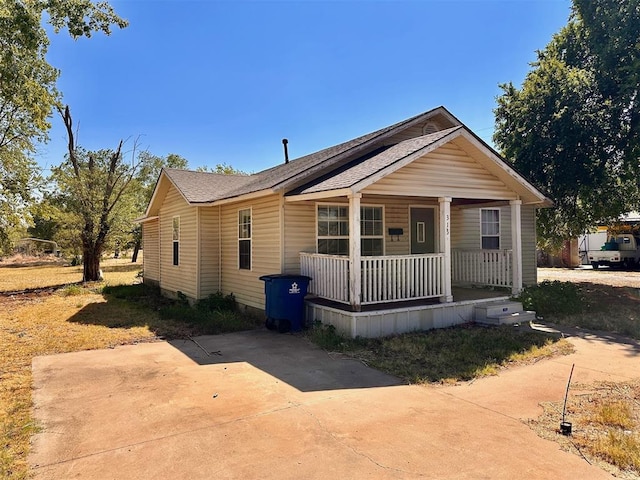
[0,258,157,479]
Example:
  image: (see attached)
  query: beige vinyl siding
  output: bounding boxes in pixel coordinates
[283,201,316,273]
[220,194,281,310]
[283,195,438,264]
[363,143,517,200]
[158,185,198,299]
[366,195,438,255]
[451,206,512,251]
[142,219,159,282]
[198,206,220,298]
[521,205,537,286]
[451,207,478,250]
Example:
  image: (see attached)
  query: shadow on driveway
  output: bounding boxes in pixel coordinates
[169,329,403,392]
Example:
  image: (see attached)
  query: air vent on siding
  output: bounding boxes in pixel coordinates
[422,121,440,135]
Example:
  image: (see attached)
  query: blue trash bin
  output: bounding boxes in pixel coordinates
[259,274,311,333]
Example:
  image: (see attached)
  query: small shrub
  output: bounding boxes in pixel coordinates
[176,291,190,306]
[515,280,585,316]
[158,302,259,335]
[594,430,640,472]
[196,291,236,312]
[60,284,84,296]
[306,321,355,352]
[594,401,636,430]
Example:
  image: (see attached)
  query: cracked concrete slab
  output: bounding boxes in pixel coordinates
[30,328,634,479]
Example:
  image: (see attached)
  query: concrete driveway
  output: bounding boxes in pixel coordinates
[30,328,639,479]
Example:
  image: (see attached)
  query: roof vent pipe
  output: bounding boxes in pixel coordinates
[282,138,289,164]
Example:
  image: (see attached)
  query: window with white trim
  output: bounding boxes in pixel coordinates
[480,208,500,249]
[316,205,384,256]
[238,208,251,269]
[360,206,384,256]
[172,216,180,266]
[317,205,349,255]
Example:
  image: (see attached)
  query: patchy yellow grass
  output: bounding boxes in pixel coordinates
[0,258,142,292]
[530,380,640,478]
[0,260,152,479]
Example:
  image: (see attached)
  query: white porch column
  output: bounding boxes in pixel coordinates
[510,199,523,295]
[439,197,453,302]
[349,193,362,311]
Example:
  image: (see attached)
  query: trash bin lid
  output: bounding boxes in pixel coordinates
[259,274,312,281]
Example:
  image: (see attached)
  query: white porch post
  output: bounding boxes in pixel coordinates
[349,193,362,311]
[439,197,453,302]
[510,199,523,295]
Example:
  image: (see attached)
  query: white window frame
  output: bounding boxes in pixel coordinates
[316,203,349,255]
[480,208,501,250]
[238,207,252,270]
[315,203,385,256]
[172,216,180,266]
[360,204,385,256]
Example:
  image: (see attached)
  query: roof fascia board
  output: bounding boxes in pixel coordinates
[134,215,159,224]
[284,188,353,203]
[349,128,463,193]
[458,130,553,206]
[209,188,275,206]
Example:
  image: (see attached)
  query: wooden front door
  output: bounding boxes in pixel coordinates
[410,207,435,254]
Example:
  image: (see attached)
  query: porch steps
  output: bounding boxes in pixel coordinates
[474,301,537,326]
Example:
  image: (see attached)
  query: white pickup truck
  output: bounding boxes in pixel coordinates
[587,233,640,269]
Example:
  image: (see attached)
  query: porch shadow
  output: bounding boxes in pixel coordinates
[168,329,404,393]
[306,286,509,313]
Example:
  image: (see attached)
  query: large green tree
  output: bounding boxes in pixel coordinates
[0,0,127,254]
[494,0,640,248]
[54,106,140,281]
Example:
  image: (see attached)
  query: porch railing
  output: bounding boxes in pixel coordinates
[451,249,512,288]
[300,253,350,303]
[300,253,444,305]
[361,254,444,304]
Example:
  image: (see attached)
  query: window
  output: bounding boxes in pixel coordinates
[316,205,384,256]
[361,206,384,256]
[238,208,251,269]
[481,209,500,249]
[317,205,349,255]
[172,216,180,266]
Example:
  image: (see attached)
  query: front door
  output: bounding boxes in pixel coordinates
[410,207,435,254]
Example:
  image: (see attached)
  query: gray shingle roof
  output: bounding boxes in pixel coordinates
[163,169,254,203]
[163,106,457,203]
[290,127,462,195]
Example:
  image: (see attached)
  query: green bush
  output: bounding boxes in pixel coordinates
[158,303,258,335]
[196,291,236,312]
[516,280,586,316]
[306,321,356,352]
[60,284,84,296]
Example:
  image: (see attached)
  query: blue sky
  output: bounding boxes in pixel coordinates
[39,0,572,174]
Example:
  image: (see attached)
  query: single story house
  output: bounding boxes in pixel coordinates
[140,106,552,337]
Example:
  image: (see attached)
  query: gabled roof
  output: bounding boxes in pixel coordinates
[289,127,462,195]
[163,169,254,203]
[144,105,551,217]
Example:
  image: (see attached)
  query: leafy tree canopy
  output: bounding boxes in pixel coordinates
[494,0,640,249]
[0,0,127,254]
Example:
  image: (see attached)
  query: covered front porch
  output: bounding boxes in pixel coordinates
[298,194,524,311]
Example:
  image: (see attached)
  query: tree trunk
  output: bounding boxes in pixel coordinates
[131,238,141,263]
[83,246,102,282]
